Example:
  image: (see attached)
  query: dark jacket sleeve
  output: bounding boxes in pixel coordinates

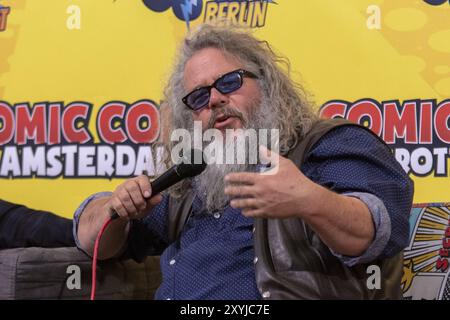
[0,199,75,249]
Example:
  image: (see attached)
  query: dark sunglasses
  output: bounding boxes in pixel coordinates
[182,69,258,111]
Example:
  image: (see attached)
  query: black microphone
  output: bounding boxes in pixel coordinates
[110,149,206,220]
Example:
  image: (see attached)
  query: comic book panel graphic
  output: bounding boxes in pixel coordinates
[403,203,450,300]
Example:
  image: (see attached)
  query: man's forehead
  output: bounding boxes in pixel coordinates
[183,48,243,90]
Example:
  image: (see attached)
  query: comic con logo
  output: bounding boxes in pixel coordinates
[142,0,275,29]
[0,100,163,179]
[423,0,450,5]
[0,3,11,32]
[320,99,450,178]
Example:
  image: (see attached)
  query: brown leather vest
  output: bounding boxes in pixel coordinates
[167,119,404,299]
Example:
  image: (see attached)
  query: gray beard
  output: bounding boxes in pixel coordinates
[193,140,256,213]
[192,96,278,213]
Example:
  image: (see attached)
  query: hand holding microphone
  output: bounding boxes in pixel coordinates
[90,149,206,300]
[107,175,164,221]
[108,149,206,220]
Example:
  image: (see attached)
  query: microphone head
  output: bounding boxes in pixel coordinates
[176,149,207,178]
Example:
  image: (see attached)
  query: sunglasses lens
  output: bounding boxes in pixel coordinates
[216,72,242,94]
[184,70,247,110]
[187,88,210,110]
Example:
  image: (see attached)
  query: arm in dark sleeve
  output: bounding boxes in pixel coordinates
[0,199,75,249]
[301,125,414,260]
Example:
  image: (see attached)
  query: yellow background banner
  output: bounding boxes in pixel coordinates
[0,0,449,217]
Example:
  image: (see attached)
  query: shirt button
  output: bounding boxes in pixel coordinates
[262,291,271,299]
[213,212,221,219]
[169,259,176,265]
[253,257,258,264]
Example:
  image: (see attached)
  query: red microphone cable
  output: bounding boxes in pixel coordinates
[89,154,206,300]
[90,215,115,300]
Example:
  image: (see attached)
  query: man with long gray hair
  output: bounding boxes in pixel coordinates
[75,25,413,299]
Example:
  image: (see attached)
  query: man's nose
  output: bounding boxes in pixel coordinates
[208,87,229,109]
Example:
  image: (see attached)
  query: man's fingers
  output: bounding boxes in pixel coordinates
[242,208,265,218]
[118,191,139,216]
[109,175,164,220]
[136,175,152,199]
[111,183,139,218]
[225,172,258,185]
[110,197,129,219]
[230,198,259,210]
[224,185,256,198]
[124,181,147,211]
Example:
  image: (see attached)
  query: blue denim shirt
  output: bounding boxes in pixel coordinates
[73,126,413,299]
